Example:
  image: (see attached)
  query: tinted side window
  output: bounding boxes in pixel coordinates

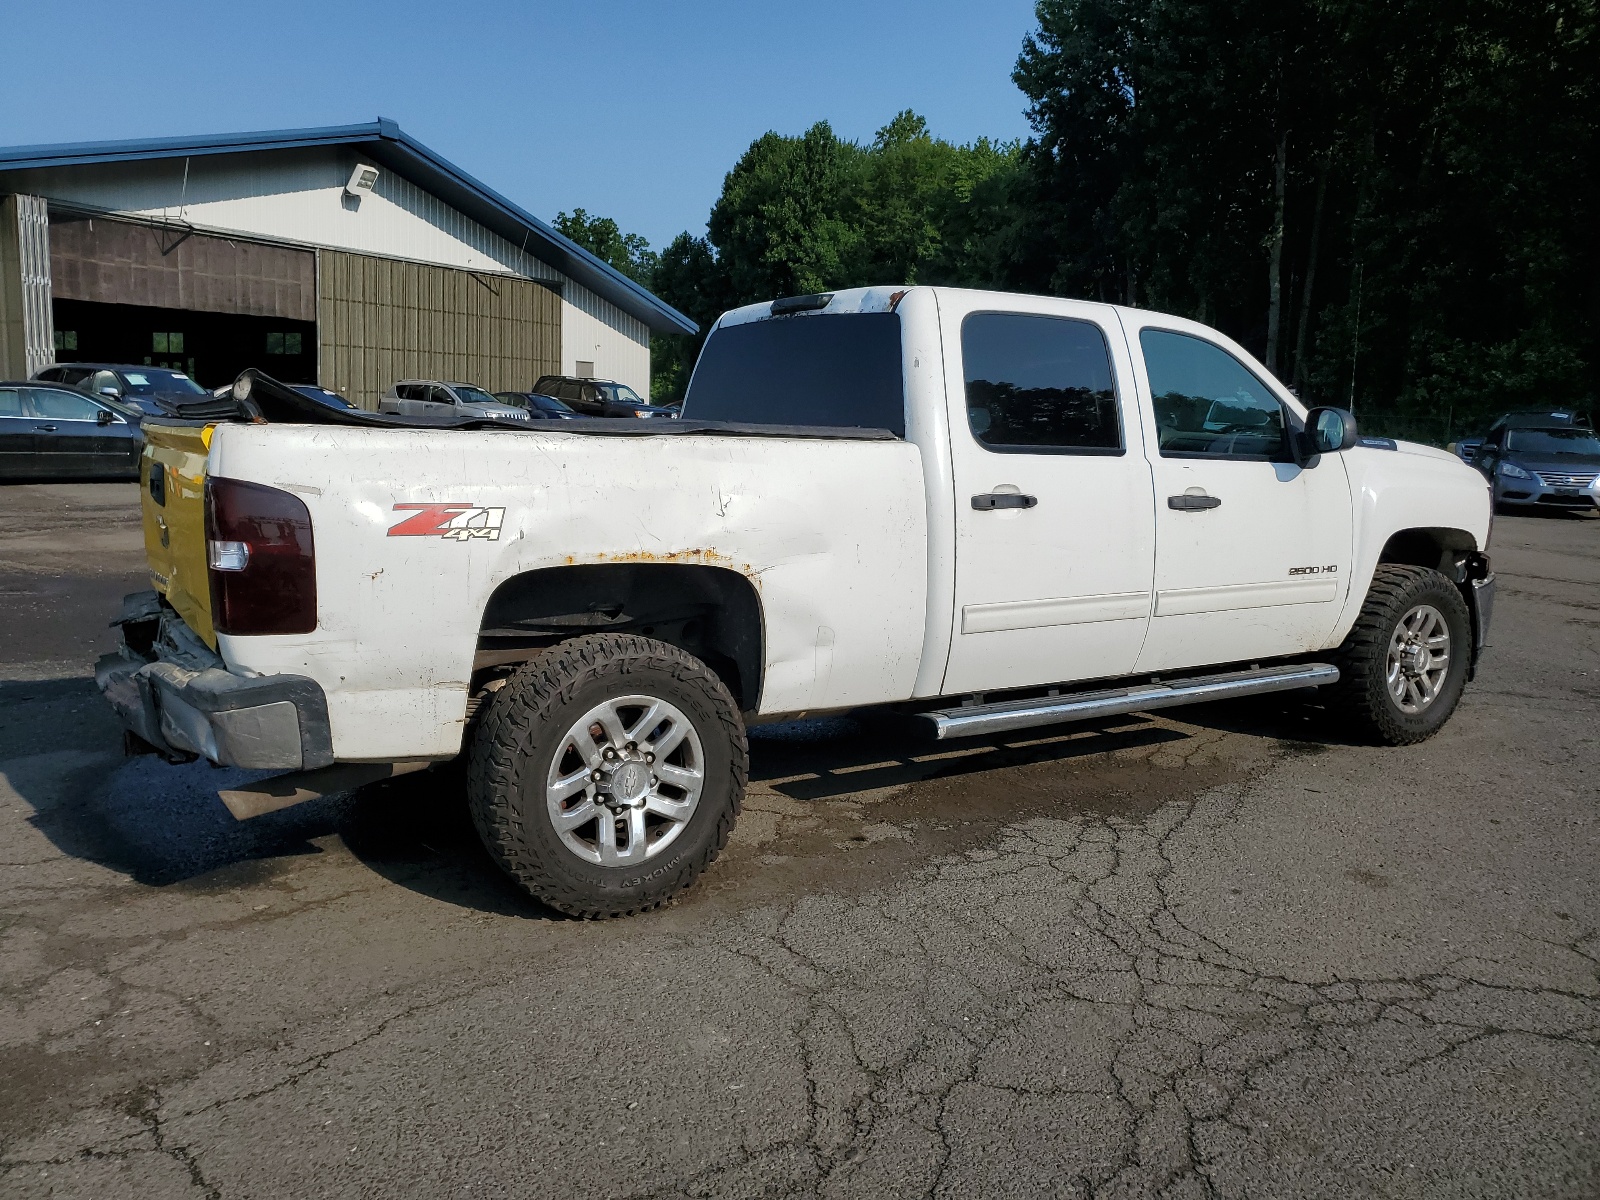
[28,388,100,420]
[0,388,22,417]
[962,313,1122,453]
[1140,330,1289,461]
[685,313,905,435]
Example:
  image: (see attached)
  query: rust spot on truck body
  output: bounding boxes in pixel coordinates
[595,548,733,566]
[559,547,762,589]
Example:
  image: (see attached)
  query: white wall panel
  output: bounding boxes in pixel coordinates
[6,150,560,282]
[8,148,654,391]
[562,281,651,394]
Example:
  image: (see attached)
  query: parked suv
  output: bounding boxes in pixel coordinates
[379,381,530,421]
[33,363,209,416]
[1470,410,1599,512]
[531,375,674,418]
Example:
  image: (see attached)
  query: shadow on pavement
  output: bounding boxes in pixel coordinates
[1169,688,1369,748]
[7,674,1342,916]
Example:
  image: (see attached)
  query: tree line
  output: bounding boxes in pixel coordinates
[557,0,1597,438]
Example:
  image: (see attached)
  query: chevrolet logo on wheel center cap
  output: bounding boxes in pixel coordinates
[611,761,651,806]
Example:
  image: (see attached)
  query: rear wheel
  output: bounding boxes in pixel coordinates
[1327,564,1472,745]
[468,634,747,917]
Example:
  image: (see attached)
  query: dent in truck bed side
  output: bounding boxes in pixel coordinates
[204,425,930,762]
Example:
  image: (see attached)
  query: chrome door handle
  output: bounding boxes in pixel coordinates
[1168,493,1222,511]
[972,493,1038,511]
[36,423,57,432]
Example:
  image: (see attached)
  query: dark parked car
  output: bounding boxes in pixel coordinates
[290,385,358,410]
[33,362,210,417]
[530,375,676,419]
[1471,410,1599,512]
[0,382,143,480]
[492,391,584,420]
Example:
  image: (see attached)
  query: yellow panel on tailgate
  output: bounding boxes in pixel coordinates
[140,421,216,648]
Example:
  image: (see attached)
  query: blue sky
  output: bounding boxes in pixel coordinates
[0,0,1041,251]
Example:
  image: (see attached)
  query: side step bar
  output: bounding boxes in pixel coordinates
[921,663,1340,740]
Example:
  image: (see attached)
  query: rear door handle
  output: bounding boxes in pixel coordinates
[35,424,58,432]
[1168,493,1222,511]
[972,493,1038,511]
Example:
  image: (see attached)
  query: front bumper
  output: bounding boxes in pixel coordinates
[1494,473,1599,508]
[96,591,334,771]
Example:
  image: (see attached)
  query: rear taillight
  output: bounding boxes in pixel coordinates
[205,476,317,635]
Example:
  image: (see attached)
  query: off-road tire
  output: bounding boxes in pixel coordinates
[1327,564,1472,746]
[467,634,747,917]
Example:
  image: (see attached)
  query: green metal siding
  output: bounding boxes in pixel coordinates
[317,249,561,409]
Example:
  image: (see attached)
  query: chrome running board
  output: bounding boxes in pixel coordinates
[921,663,1340,740]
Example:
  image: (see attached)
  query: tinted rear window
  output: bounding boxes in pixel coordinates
[683,313,905,435]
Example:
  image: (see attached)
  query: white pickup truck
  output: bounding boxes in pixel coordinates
[99,286,1495,916]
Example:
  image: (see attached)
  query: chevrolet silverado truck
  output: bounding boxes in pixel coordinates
[98,286,1496,917]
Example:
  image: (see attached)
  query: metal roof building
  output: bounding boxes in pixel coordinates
[0,120,693,402]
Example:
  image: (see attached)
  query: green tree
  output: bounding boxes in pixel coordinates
[553,208,658,286]
[1014,0,1598,434]
[646,112,1028,400]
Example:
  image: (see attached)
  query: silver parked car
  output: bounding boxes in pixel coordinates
[378,381,530,421]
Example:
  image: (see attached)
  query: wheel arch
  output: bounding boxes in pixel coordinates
[475,563,766,712]
[1377,526,1481,572]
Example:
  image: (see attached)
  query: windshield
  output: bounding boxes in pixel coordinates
[120,369,207,396]
[1506,428,1600,456]
[531,393,574,412]
[451,386,502,407]
[684,313,905,434]
[598,383,647,406]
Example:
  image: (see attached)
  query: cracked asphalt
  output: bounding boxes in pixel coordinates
[1,482,1597,1199]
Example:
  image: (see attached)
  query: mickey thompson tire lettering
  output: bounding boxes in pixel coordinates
[466,634,748,918]
[1326,563,1472,746]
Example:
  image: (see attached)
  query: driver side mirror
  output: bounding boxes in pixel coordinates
[1302,406,1360,456]
[98,385,122,400]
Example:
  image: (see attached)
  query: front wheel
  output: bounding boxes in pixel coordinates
[1326,564,1473,745]
[468,634,748,917]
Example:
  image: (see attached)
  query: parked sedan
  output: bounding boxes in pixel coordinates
[0,382,142,480]
[492,391,584,420]
[1472,410,1600,512]
[290,385,359,410]
[33,363,210,417]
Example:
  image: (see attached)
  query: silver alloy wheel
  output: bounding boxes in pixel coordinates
[545,693,705,867]
[1385,603,1452,714]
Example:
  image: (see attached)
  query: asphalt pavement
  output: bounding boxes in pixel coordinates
[1,482,1596,1199]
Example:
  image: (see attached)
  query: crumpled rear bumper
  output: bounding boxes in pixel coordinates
[96,591,334,771]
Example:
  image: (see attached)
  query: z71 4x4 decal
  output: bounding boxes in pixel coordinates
[388,503,506,541]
